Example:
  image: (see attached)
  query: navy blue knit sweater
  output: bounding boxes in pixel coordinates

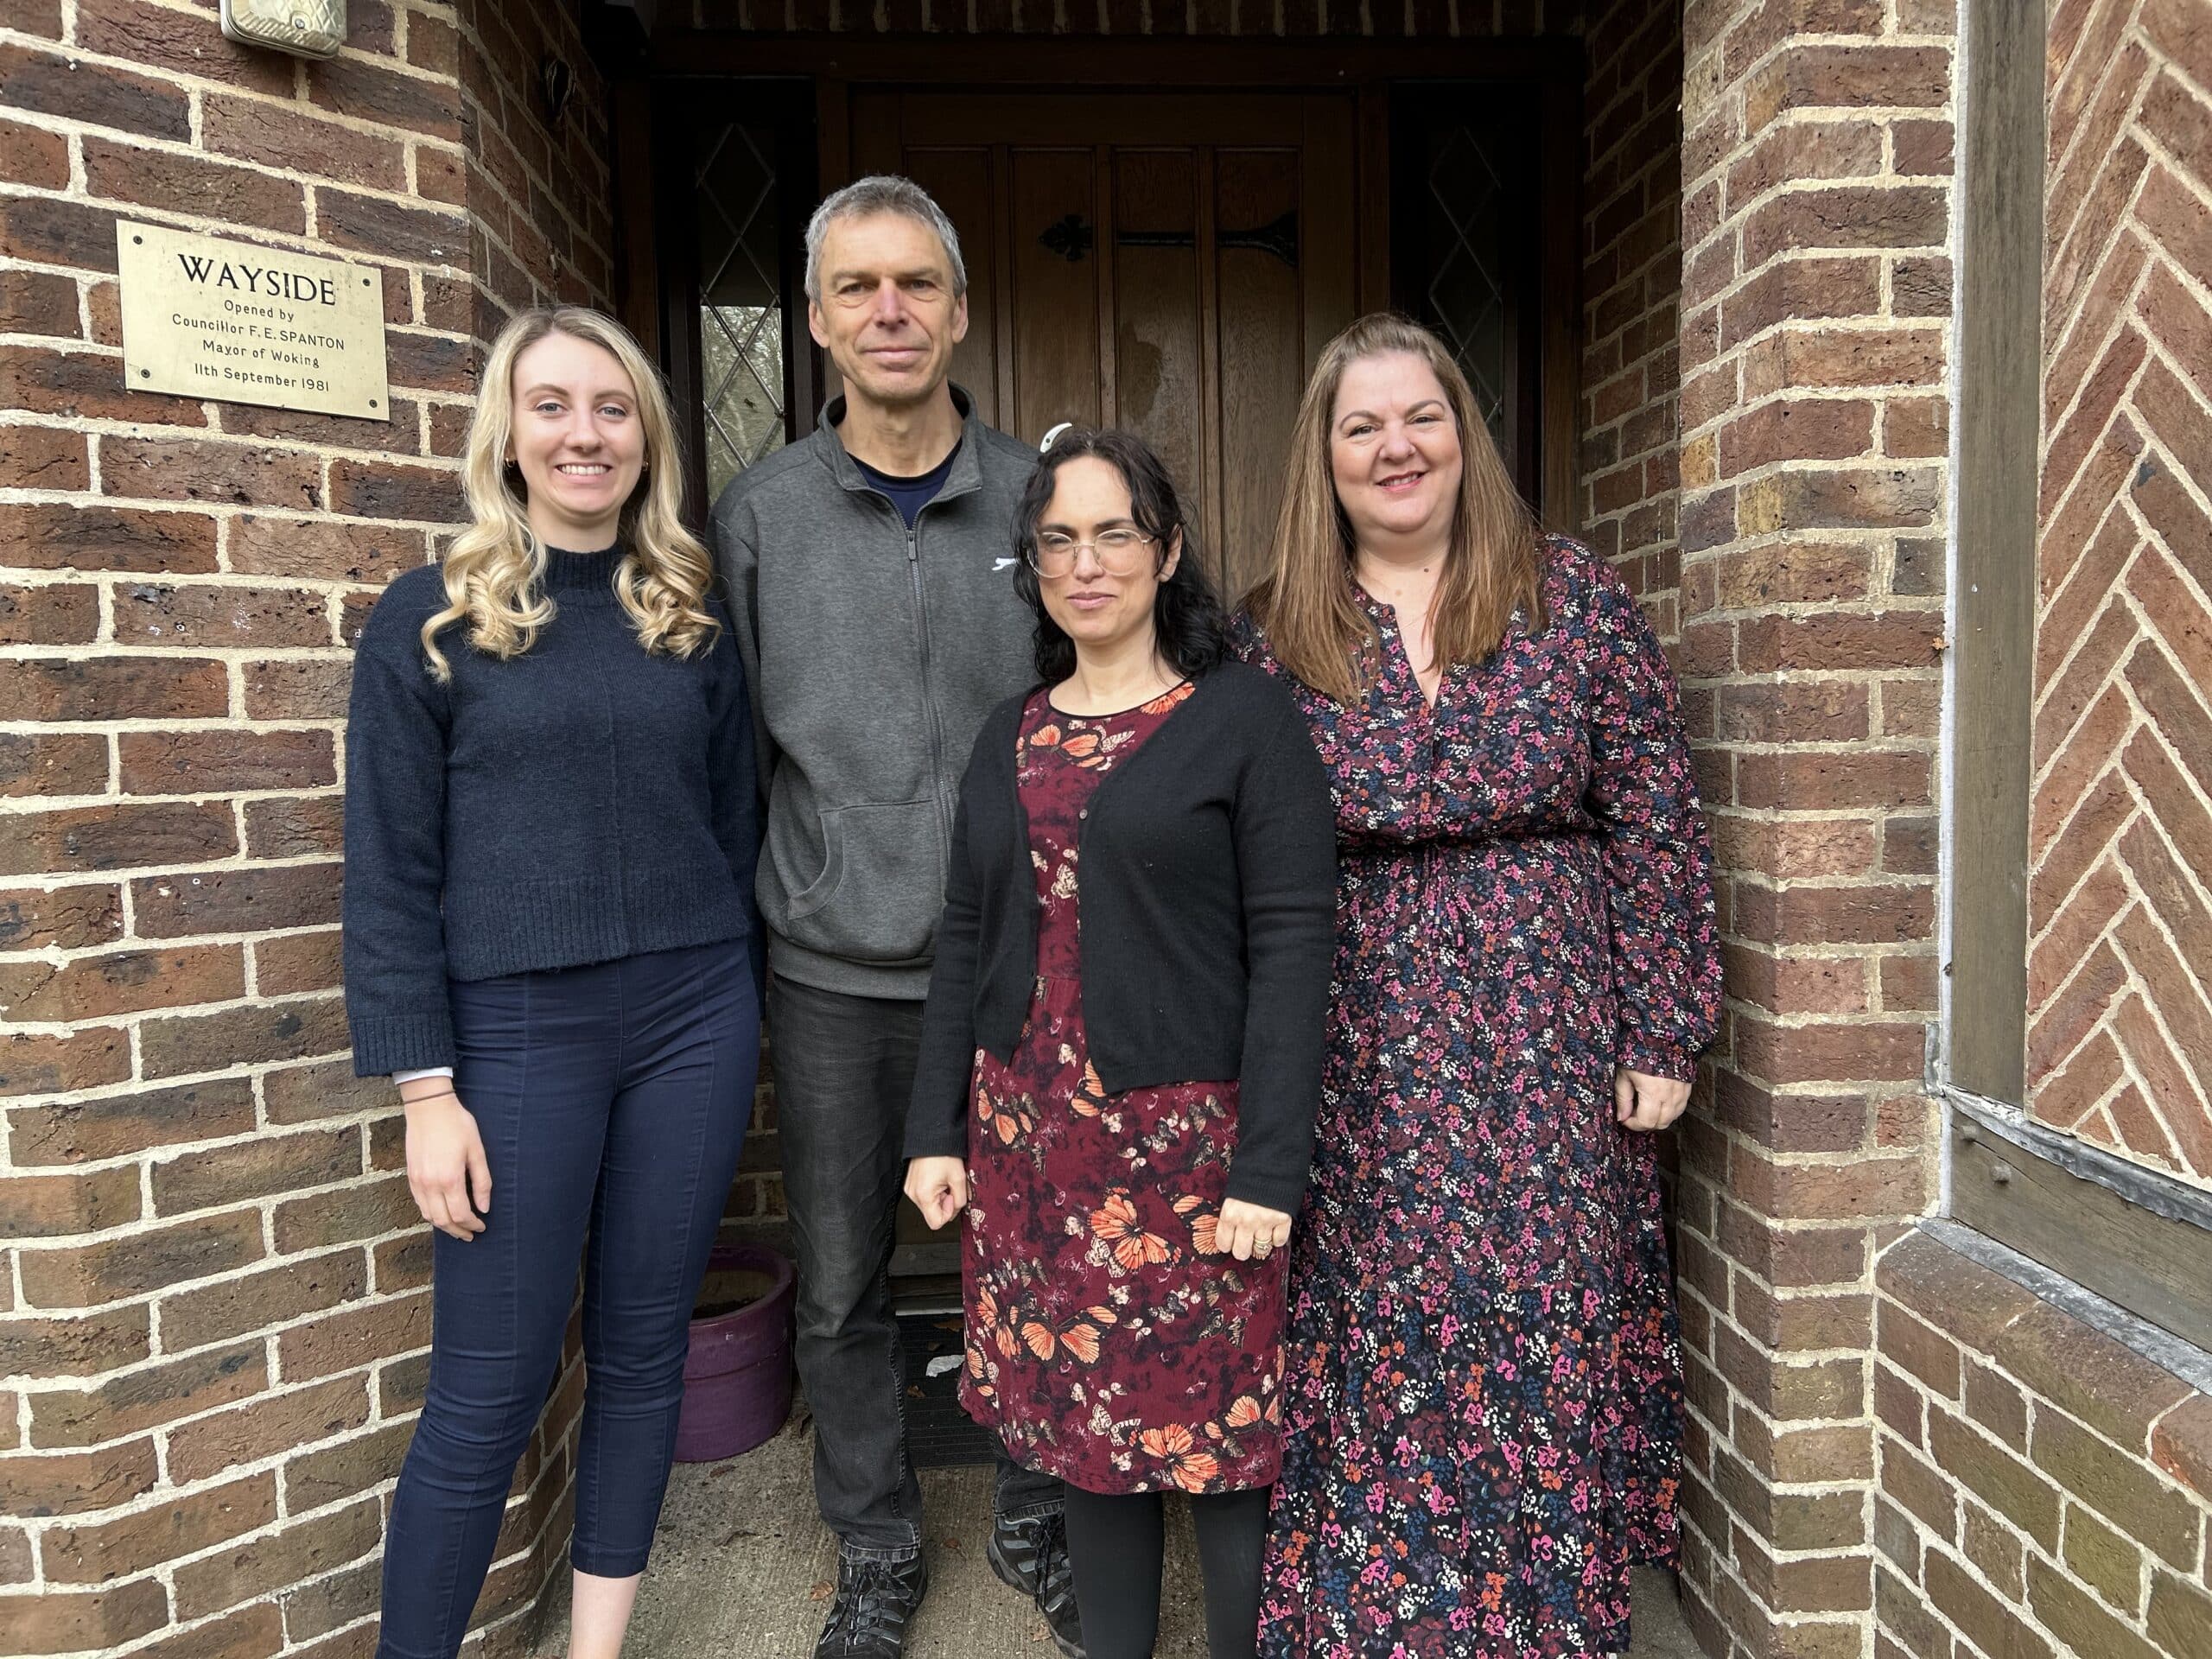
[341,546,761,1076]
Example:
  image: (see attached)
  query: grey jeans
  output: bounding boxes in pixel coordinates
[769,974,1063,1560]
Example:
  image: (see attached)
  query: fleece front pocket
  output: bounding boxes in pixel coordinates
[783,800,944,965]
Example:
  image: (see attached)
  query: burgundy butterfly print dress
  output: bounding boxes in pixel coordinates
[959,683,1288,1497]
[1236,537,1722,1657]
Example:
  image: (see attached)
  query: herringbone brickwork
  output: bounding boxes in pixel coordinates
[2025,0,2212,1190]
[0,3,608,1652]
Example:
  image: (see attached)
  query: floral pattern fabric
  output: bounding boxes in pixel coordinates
[960,682,1288,1497]
[1236,537,1722,1658]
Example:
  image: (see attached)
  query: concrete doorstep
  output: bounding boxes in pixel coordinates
[535,1415,1705,1657]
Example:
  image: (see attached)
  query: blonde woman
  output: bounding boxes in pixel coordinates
[343,306,761,1659]
[1234,315,1720,1657]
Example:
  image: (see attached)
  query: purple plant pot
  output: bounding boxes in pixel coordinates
[674,1242,797,1464]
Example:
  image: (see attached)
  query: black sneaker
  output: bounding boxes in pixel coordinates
[988,1510,1084,1658]
[815,1551,930,1658]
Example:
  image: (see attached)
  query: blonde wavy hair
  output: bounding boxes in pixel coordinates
[1245,313,1543,706]
[421,306,718,680]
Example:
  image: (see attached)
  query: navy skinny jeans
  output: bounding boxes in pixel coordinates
[376,940,759,1659]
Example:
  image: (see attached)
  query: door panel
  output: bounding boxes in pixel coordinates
[846,90,1360,600]
[1010,148,1104,442]
[901,147,1001,423]
[1110,149,1205,531]
[1213,147,1306,601]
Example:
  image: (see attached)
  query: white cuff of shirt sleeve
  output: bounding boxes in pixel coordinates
[393,1067,455,1085]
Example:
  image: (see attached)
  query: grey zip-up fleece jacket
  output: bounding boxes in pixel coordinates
[710,387,1036,999]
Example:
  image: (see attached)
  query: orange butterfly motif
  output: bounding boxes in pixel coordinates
[976,1086,1034,1146]
[973,1285,1022,1360]
[1138,1423,1221,1493]
[1020,1304,1119,1365]
[1090,1190,1172,1271]
[1225,1393,1279,1429]
[1071,1061,1108,1118]
[1139,684,1194,715]
[1172,1193,1219,1255]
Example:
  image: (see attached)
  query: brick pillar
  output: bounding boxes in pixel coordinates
[0,3,608,1653]
[1672,0,1955,1652]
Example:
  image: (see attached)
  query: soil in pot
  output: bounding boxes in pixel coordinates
[693,1265,772,1320]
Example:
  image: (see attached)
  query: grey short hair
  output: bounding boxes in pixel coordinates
[803,175,968,305]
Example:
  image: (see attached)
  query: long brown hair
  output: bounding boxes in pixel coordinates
[1245,314,1543,705]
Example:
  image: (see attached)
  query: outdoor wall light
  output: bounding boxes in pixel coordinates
[219,0,346,60]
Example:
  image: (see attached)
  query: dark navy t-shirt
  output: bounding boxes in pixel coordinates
[855,442,961,529]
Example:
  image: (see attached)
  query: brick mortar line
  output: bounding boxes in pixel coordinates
[16,1478,419,1610]
[2032,883,2212,1126]
[1876,1377,2207,1642]
[3,1123,397,1185]
[1683,365,1953,413]
[0,170,468,246]
[1679,246,1957,330]
[54,1282,424,1384]
[2081,1043,2206,1180]
[1,989,349,1046]
[2036,249,2159,451]
[0,1297,426,1405]
[26,6,464,95]
[2035,490,2196,662]
[2022,618,2156,793]
[1679,371,1958,442]
[0,81,470,168]
[0,419,474,466]
[0,200,468,281]
[2044,24,2160,197]
[2123,320,2212,505]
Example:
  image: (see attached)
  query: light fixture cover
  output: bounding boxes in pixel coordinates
[219,0,346,60]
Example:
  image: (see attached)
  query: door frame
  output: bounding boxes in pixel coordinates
[611,33,1584,526]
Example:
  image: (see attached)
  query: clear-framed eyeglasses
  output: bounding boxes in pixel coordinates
[1027,528,1157,579]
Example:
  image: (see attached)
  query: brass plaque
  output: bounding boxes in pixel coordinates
[118,220,389,422]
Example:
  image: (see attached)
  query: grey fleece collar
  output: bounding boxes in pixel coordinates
[817,383,989,504]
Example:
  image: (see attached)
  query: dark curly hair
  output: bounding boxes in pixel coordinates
[1012,427,1230,686]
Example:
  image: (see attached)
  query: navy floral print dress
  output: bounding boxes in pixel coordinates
[1235,537,1721,1658]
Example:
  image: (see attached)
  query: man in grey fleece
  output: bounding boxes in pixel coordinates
[711,178,1081,1659]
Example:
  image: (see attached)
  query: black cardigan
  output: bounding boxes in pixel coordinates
[906,662,1337,1215]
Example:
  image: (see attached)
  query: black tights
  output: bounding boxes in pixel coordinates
[1060,1484,1268,1659]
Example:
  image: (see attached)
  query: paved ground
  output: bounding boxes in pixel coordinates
[537,1414,1705,1657]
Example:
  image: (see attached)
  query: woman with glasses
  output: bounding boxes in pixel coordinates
[904,428,1335,1659]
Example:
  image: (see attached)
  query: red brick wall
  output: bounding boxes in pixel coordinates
[1671,0,1954,1648]
[2024,0,2212,1189]
[0,3,607,1653]
[1580,0,1684,630]
[1873,1231,2212,1658]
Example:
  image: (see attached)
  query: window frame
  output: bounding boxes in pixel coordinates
[1942,0,2212,1355]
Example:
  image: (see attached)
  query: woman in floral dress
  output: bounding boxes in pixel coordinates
[906,429,1337,1659]
[1236,315,1722,1658]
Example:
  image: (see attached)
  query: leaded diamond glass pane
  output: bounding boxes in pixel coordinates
[694,120,788,499]
[1412,105,1514,443]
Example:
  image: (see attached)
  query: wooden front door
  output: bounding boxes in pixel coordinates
[849,92,1360,603]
